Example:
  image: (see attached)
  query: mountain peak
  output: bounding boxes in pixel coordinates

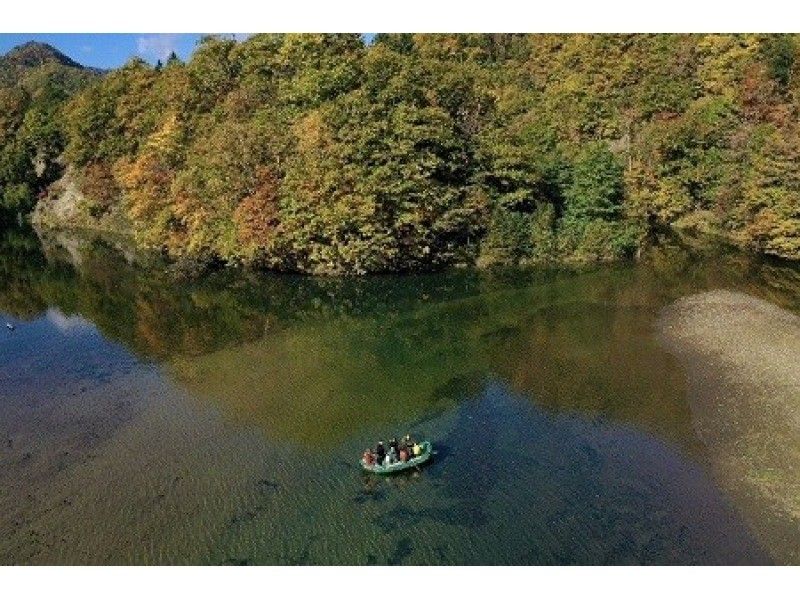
[3,41,85,70]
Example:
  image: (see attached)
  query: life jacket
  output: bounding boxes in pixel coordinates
[412,443,421,456]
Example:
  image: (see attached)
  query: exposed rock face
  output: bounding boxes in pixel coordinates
[32,166,128,235]
[31,166,87,227]
[659,290,800,564]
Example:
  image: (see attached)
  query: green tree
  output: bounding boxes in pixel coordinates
[760,34,796,90]
[563,142,625,223]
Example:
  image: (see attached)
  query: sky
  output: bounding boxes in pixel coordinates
[0,33,237,69]
[0,33,376,69]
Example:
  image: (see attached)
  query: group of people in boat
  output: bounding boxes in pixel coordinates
[362,434,422,467]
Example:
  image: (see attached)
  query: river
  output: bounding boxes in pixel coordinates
[1,226,799,564]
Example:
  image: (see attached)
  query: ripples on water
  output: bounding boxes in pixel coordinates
[1,226,798,564]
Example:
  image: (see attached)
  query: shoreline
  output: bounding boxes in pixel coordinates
[23,217,800,280]
[658,290,800,564]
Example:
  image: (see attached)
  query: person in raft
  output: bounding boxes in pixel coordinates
[375,441,386,464]
[411,437,422,457]
[398,434,415,462]
[364,436,419,467]
[362,449,375,466]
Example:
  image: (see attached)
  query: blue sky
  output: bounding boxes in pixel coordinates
[0,33,376,69]
[0,34,235,69]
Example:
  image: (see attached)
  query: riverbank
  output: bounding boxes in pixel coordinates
[658,290,800,564]
[28,186,800,278]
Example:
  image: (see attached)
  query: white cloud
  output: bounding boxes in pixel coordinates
[136,34,179,62]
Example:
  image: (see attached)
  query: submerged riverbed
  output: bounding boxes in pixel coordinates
[1,227,799,565]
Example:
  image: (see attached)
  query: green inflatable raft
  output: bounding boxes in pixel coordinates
[361,441,433,474]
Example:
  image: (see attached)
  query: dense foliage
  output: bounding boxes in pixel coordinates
[4,34,800,272]
[0,42,98,220]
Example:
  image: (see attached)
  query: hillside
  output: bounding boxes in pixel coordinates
[0,42,99,220]
[7,34,800,274]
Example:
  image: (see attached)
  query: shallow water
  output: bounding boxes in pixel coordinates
[1,227,799,564]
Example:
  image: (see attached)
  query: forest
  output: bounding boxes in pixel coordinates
[1,34,799,274]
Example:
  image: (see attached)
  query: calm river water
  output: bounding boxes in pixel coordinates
[1,226,799,564]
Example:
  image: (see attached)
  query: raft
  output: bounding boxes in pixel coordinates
[361,441,433,474]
